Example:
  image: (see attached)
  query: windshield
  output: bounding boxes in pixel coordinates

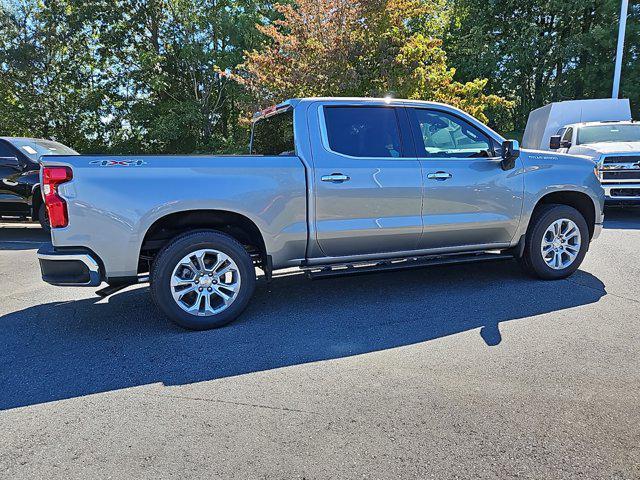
[7,138,78,160]
[577,124,640,145]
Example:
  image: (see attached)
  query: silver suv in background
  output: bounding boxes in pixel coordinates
[36,98,605,330]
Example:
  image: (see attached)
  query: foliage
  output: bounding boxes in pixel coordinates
[0,0,637,152]
[445,0,640,133]
[0,0,267,153]
[242,0,513,126]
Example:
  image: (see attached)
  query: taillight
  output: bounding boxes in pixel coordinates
[42,166,73,228]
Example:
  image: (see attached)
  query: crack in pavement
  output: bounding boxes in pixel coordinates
[564,277,640,305]
[149,392,323,416]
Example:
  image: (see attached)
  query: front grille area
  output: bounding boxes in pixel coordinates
[603,155,640,164]
[610,188,640,198]
[602,170,640,181]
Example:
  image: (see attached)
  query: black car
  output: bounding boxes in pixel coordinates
[0,137,78,230]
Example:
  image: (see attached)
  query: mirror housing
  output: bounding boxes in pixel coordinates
[549,135,561,150]
[0,156,20,169]
[500,140,520,171]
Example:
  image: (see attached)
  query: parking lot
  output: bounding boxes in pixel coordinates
[0,209,638,479]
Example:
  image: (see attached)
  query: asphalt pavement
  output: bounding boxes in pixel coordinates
[0,209,638,479]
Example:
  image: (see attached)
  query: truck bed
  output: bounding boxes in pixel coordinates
[40,154,309,279]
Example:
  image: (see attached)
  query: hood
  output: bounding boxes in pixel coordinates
[578,141,640,154]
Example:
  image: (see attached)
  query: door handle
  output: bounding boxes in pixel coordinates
[427,171,452,181]
[321,173,351,183]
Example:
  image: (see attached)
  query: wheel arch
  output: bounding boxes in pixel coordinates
[139,209,268,274]
[531,190,597,239]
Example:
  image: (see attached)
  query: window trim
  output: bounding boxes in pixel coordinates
[318,105,412,160]
[407,107,498,160]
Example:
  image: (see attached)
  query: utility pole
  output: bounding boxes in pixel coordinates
[612,0,629,98]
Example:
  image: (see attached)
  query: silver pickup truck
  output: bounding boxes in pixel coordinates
[37,98,605,330]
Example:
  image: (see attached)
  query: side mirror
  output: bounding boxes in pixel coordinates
[549,135,561,150]
[500,140,520,171]
[0,156,21,169]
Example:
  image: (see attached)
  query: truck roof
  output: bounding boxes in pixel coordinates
[253,97,471,118]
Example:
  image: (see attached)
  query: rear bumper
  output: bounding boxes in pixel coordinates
[37,243,102,286]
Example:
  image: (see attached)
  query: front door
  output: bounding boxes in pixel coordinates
[407,108,524,250]
[310,103,423,258]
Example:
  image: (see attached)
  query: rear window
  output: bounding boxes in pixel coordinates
[323,106,402,158]
[250,110,295,155]
[7,138,77,160]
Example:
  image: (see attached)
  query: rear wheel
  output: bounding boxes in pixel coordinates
[150,230,256,330]
[37,203,50,232]
[519,204,589,279]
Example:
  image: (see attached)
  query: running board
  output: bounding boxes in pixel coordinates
[303,251,514,280]
[95,275,149,298]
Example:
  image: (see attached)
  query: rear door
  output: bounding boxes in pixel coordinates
[308,102,423,258]
[0,140,30,215]
[407,108,524,249]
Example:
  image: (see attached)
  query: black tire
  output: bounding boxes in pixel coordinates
[150,230,256,330]
[37,203,51,232]
[519,204,589,280]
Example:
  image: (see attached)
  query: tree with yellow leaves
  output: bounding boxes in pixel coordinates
[242,0,512,126]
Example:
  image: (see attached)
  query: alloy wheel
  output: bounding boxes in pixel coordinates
[170,248,241,316]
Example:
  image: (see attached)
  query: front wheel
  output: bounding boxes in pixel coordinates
[519,204,589,280]
[150,230,256,330]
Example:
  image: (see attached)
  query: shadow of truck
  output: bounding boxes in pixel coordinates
[0,261,605,410]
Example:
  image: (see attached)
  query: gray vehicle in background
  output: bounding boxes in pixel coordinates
[37,98,604,330]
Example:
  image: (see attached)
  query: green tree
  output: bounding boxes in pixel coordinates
[0,0,112,151]
[445,0,640,134]
[242,0,512,127]
[0,0,268,154]
[80,0,269,153]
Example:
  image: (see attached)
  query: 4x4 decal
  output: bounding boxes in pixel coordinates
[90,159,147,167]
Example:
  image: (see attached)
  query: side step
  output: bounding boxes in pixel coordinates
[95,274,149,298]
[303,251,514,280]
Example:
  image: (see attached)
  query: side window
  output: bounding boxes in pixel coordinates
[323,106,403,158]
[562,127,573,144]
[411,109,492,158]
